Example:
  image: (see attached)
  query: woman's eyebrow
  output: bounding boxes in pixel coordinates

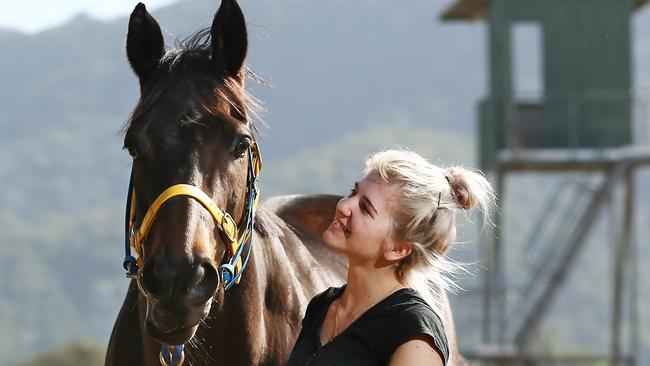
[356,182,378,216]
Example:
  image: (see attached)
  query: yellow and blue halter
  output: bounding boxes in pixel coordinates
[121,140,262,366]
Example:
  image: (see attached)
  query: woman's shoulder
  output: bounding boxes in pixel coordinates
[390,288,440,310]
[371,288,450,364]
[378,288,446,327]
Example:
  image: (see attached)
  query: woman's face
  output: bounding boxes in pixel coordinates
[322,172,400,265]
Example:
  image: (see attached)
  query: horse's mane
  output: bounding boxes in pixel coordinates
[122,27,265,138]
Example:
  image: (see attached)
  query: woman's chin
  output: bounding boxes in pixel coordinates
[322,229,343,249]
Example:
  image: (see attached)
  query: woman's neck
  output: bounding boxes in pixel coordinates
[340,264,403,312]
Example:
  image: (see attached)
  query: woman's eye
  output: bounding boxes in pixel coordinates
[360,203,369,214]
[348,188,357,197]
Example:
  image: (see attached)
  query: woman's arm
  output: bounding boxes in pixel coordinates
[388,335,444,366]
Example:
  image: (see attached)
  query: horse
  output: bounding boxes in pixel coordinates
[105,1,466,365]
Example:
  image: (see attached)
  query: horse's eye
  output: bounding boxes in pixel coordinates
[233,137,251,158]
[127,146,138,158]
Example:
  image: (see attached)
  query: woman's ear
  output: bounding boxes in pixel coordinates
[384,240,412,262]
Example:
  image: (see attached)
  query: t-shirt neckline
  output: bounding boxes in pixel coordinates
[316,285,414,347]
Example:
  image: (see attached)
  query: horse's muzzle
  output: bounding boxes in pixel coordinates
[138,255,218,343]
[143,289,213,344]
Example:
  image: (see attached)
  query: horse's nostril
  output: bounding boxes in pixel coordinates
[190,264,205,286]
[189,260,218,304]
[140,260,165,298]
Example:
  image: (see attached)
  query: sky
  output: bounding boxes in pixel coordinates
[0,0,179,34]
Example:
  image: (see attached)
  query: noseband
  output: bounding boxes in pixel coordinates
[120,141,262,366]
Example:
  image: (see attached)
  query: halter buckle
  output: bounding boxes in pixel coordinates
[220,213,237,243]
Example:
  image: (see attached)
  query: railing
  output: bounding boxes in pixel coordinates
[479,90,650,168]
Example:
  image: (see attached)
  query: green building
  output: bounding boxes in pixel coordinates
[442,0,648,169]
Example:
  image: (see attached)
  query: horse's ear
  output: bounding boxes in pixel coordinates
[126,3,165,84]
[211,0,248,80]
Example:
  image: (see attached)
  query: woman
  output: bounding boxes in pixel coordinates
[286,149,494,366]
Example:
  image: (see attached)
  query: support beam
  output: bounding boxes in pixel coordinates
[498,148,650,172]
[483,169,505,344]
[611,167,634,365]
[630,210,639,366]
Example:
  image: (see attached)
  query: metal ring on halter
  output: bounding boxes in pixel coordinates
[134,265,149,298]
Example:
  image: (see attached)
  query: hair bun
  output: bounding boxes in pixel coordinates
[446,167,477,211]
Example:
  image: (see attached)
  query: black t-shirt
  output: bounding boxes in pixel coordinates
[286,286,449,366]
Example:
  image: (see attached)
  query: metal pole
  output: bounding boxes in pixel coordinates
[483,168,504,347]
[626,166,637,366]
[611,166,633,366]
[495,171,506,346]
[627,167,638,366]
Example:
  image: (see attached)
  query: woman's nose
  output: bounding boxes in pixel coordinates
[336,196,353,217]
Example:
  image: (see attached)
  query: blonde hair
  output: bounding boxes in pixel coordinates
[364,149,495,311]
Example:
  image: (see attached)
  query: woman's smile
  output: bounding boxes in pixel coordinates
[327,218,350,235]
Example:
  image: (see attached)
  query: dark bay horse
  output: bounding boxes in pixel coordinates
[105,1,465,365]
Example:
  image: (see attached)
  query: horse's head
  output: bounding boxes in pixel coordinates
[123,0,255,345]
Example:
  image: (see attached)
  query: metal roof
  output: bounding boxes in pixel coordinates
[440,0,649,21]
